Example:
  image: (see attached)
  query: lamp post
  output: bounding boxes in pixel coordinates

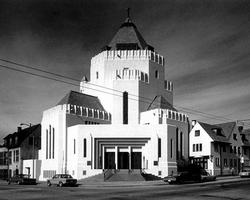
[20,123,34,178]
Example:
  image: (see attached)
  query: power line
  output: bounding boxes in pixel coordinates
[0,60,236,123]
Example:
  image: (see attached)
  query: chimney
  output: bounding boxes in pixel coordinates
[17,127,22,132]
[192,120,197,128]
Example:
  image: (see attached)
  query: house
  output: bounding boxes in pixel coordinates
[38,14,190,181]
[3,124,41,179]
[0,145,8,179]
[190,121,250,176]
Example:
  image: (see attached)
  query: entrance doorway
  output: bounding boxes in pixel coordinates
[131,152,142,169]
[104,152,115,169]
[118,152,129,169]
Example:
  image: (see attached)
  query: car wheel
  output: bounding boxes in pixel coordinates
[47,181,51,187]
[59,182,63,187]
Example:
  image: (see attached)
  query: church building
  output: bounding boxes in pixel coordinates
[38,13,189,181]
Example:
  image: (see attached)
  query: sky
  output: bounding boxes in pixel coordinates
[0,0,249,140]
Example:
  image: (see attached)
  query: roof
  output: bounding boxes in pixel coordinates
[213,122,236,139]
[3,124,41,148]
[57,90,106,112]
[147,95,177,111]
[104,17,154,51]
[198,122,229,143]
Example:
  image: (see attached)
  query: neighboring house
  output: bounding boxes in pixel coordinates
[3,124,41,178]
[190,121,250,176]
[0,145,8,179]
[38,14,190,181]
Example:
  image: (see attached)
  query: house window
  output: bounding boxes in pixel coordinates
[244,148,247,155]
[233,133,237,140]
[8,151,12,164]
[158,138,161,158]
[234,159,237,167]
[96,71,99,79]
[155,70,159,79]
[52,128,55,159]
[230,146,233,153]
[230,159,233,168]
[193,144,195,152]
[224,159,228,167]
[15,150,19,162]
[215,157,220,167]
[199,143,202,151]
[234,146,237,154]
[214,143,218,152]
[15,137,18,144]
[46,129,48,159]
[29,137,33,145]
[49,125,51,159]
[238,147,241,155]
[196,144,199,152]
[195,130,200,136]
[83,139,87,158]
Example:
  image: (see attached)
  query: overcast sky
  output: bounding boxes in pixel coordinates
[0,0,249,140]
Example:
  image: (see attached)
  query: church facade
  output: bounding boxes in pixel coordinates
[38,15,190,181]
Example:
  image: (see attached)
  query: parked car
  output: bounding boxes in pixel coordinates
[7,174,36,185]
[47,174,77,187]
[163,164,216,184]
[239,167,250,178]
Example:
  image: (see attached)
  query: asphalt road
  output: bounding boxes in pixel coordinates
[0,178,250,200]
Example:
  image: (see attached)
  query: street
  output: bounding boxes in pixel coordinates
[0,178,250,200]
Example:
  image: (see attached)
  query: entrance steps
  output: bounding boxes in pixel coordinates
[78,173,105,183]
[106,169,145,182]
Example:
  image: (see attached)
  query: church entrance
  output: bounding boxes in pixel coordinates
[104,152,115,169]
[131,152,142,169]
[118,152,129,169]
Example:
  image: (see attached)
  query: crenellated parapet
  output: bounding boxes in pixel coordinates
[140,108,189,125]
[91,50,164,66]
[60,104,112,121]
[115,69,149,83]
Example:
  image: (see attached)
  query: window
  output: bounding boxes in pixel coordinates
[96,71,99,79]
[214,143,218,152]
[193,144,195,152]
[215,157,220,167]
[52,128,55,159]
[158,138,161,158]
[238,147,241,155]
[46,129,48,159]
[170,139,173,158]
[15,150,19,162]
[233,133,237,140]
[83,139,87,158]
[15,137,18,144]
[234,159,237,167]
[199,143,202,151]
[224,159,228,167]
[230,159,233,168]
[49,125,51,159]
[74,139,76,154]
[8,151,12,164]
[244,148,247,155]
[230,146,233,153]
[196,144,199,152]
[195,130,200,136]
[234,146,237,154]
[155,70,159,79]
[123,91,128,124]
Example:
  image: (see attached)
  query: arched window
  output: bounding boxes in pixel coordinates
[155,70,159,79]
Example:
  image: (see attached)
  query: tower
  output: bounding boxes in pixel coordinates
[80,13,173,124]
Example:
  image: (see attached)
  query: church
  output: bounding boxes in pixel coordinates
[38,13,190,181]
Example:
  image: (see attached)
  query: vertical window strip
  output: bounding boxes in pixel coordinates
[74,139,76,154]
[170,139,173,158]
[83,139,87,157]
[52,128,55,159]
[49,125,51,159]
[180,132,183,158]
[46,129,48,159]
[158,138,161,158]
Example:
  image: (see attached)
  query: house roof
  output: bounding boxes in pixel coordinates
[3,124,41,149]
[213,122,236,139]
[198,122,229,143]
[147,95,177,111]
[105,17,154,51]
[56,90,107,112]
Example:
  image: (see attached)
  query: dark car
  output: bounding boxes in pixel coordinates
[7,174,37,185]
[163,165,216,184]
[47,174,77,187]
[239,167,250,178]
